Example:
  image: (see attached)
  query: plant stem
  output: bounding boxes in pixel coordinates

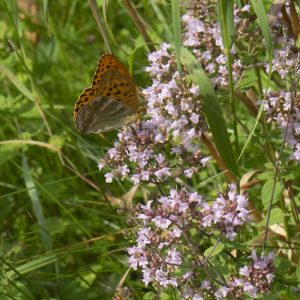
[88,0,111,53]
[219,1,240,156]
[263,85,296,252]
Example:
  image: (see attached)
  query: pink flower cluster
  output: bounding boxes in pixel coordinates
[263,28,300,162]
[95,2,279,298]
[263,91,300,161]
[143,43,209,172]
[200,183,251,241]
[128,185,251,291]
[182,1,243,87]
[269,45,298,79]
[228,251,276,298]
[182,251,275,299]
[99,43,209,184]
[266,25,300,80]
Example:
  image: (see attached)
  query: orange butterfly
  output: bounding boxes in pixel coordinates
[73,54,138,133]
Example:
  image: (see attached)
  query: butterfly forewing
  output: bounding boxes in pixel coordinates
[91,54,130,92]
[95,68,137,112]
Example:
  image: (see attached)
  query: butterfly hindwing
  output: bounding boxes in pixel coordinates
[75,96,133,133]
[73,87,94,118]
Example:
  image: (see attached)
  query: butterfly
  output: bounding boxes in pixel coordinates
[73,53,138,133]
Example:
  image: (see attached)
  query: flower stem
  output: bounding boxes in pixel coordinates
[219,1,240,156]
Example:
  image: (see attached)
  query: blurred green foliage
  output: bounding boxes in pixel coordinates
[0,0,300,299]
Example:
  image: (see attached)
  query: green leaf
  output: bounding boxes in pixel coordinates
[43,0,48,21]
[0,144,24,166]
[128,49,136,76]
[257,170,273,180]
[237,69,258,90]
[5,254,57,280]
[181,47,239,178]
[261,179,283,208]
[143,292,156,300]
[0,65,34,102]
[171,0,182,77]
[269,207,284,225]
[1,281,35,300]
[217,0,234,48]
[48,134,65,150]
[160,292,171,300]
[296,264,300,281]
[204,242,224,258]
[22,154,52,250]
[251,0,273,61]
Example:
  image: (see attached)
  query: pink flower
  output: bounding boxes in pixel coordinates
[215,286,229,299]
[104,173,114,183]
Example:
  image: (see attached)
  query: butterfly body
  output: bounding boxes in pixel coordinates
[73,54,138,133]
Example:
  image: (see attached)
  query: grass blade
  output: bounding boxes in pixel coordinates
[217,0,234,48]
[22,154,52,250]
[251,0,273,61]
[42,0,48,21]
[217,0,239,155]
[6,254,57,280]
[0,65,34,101]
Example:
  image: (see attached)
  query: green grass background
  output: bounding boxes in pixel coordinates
[0,1,157,298]
[1,0,300,299]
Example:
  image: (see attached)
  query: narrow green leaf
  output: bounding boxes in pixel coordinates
[296,264,300,281]
[217,0,234,48]
[6,254,57,280]
[251,0,273,61]
[42,0,51,36]
[217,0,239,156]
[225,1,234,46]
[149,0,173,40]
[43,0,48,21]
[128,49,136,76]
[0,65,34,101]
[22,154,52,250]
[204,242,224,258]
[128,43,147,75]
[181,47,239,178]
[171,0,182,77]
